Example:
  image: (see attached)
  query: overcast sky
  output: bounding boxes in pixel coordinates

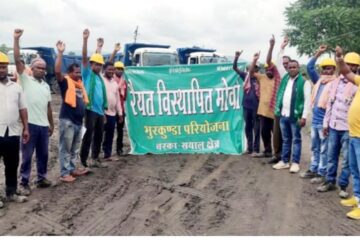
[1,0,310,63]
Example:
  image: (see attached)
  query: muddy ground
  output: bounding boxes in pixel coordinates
[0,94,359,236]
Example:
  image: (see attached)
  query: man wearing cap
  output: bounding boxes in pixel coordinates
[233,50,261,157]
[14,29,54,195]
[336,46,360,220]
[0,51,29,207]
[55,40,89,182]
[79,29,108,168]
[317,52,359,196]
[109,44,127,156]
[300,45,337,183]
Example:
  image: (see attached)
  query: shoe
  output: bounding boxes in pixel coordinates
[117,150,124,156]
[89,159,108,168]
[299,170,318,179]
[252,152,264,158]
[18,184,31,196]
[341,196,359,207]
[60,175,76,182]
[0,200,3,208]
[339,187,350,199]
[347,207,360,220]
[267,156,280,164]
[103,157,114,161]
[244,150,252,155]
[71,168,89,177]
[273,161,290,170]
[36,179,52,188]
[310,176,325,184]
[7,194,28,203]
[264,152,273,158]
[317,181,336,192]
[289,163,300,173]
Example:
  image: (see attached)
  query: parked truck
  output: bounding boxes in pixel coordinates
[123,43,179,67]
[177,47,230,65]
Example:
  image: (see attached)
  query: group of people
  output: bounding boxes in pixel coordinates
[1,29,360,221]
[0,29,126,208]
[233,36,360,220]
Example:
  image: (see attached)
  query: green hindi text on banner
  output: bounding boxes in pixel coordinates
[124,63,246,154]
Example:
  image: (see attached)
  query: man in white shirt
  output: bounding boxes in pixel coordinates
[0,51,29,207]
[272,60,311,173]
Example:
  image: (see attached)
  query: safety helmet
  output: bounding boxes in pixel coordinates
[89,53,105,65]
[114,61,125,69]
[344,52,360,66]
[0,51,9,64]
[319,58,336,68]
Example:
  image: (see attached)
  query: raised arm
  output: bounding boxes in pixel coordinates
[267,34,275,66]
[336,46,358,84]
[55,41,65,81]
[233,50,243,75]
[109,43,121,63]
[13,29,25,74]
[307,45,327,83]
[249,51,260,77]
[82,29,90,67]
[276,36,289,77]
[95,38,104,54]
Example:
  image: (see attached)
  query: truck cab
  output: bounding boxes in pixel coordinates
[123,43,179,67]
[177,47,230,65]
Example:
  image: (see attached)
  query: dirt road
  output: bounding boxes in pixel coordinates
[0,94,359,235]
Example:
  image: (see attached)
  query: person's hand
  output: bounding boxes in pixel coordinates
[48,125,54,137]
[118,115,124,123]
[22,128,29,144]
[56,40,65,53]
[323,127,329,137]
[97,38,104,48]
[114,43,121,52]
[299,118,306,128]
[270,34,275,47]
[235,50,243,58]
[14,29,24,39]
[335,46,344,58]
[253,51,260,61]
[83,29,90,40]
[281,35,289,49]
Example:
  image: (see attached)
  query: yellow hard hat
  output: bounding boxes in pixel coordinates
[344,52,360,66]
[0,51,9,64]
[319,58,336,68]
[89,53,105,65]
[114,61,125,69]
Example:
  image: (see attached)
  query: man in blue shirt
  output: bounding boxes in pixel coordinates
[79,29,108,169]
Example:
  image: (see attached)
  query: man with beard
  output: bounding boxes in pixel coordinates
[14,29,54,195]
[300,45,337,184]
[249,36,281,159]
[79,29,108,168]
[272,60,311,173]
[55,40,89,182]
[0,51,29,207]
[317,52,359,197]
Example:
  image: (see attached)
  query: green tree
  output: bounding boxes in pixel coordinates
[284,0,360,56]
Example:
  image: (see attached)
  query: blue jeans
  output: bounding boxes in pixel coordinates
[59,119,82,177]
[280,117,302,164]
[309,125,328,176]
[21,123,49,185]
[349,137,360,199]
[326,128,350,187]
